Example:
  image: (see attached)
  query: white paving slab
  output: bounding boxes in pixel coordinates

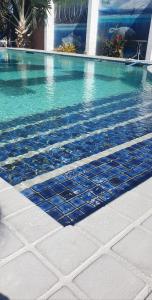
[109,190,152,220]
[132,179,152,199]
[0,187,32,218]
[7,205,61,243]
[48,287,78,300]
[146,293,152,300]
[142,215,152,233]
[0,178,152,299]
[36,226,99,275]
[0,178,12,192]
[74,254,145,300]
[0,223,24,260]
[112,228,152,277]
[0,251,58,300]
[77,206,131,244]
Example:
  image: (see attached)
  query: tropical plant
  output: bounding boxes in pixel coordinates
[0,0,87,48]
[102,35,125,58]
[55,42,77,53]
[113,35,125,57]
[0,0,52,47]
[0,0,9,33]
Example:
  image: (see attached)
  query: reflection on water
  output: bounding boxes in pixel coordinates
[0,50,151,123]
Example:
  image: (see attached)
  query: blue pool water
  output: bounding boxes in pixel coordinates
[0,49,152,225]
[0,49,149,122]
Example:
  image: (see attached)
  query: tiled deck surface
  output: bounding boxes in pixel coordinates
[0,177,152,300]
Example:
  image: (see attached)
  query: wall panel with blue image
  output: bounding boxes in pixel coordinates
[54,2,88,53]
[97,0,152,59]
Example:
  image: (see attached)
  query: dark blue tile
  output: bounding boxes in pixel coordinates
[58,216,73,226]
[60,190,76,200]
[68,209,85,224]
[49,195,64,206]
[70,196,86,208]
[48,207,63,220]
[50,183,66,193]
[38,201,54,212]
[38,188,56,199]
[80,203,96,215]
[59,202,75,214]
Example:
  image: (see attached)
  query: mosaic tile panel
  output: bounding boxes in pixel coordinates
[0,113,152,185]
[22,138,152,226]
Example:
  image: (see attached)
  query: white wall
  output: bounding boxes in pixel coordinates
[44,0,152,60]
[44,0,54,51]
[85,0,100,56]
[45,0,100,55]
[146,16,152,61]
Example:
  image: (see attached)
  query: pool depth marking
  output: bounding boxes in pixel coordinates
[16,132,152,190]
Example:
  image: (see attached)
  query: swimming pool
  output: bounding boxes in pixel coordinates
[0,49,152,225]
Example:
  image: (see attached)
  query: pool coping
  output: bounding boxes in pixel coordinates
[0,176,152,299]
[3,46,152,65]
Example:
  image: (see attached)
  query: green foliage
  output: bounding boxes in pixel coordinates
[0,0,10,32]
[54,0,87,6]
[55,42,77,53]
[0,0,52,47]
[102,35,125,58]
[0,0,87,47]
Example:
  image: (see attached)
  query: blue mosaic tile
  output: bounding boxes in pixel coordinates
[0,92,141,132]
[21,138,152,226]
[1,86,152,226]
[1,102,152,164]
[38,201,54,212]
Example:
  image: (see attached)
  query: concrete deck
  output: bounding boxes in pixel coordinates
[0,177,152,300]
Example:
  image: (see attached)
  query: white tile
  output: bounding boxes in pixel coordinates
[74,255,145,300]
[0,223,23,259]
[7,206,61,243]
[0,252,58,300]
[36,226,98,275]
[77,206,130,244]
[132,179,152,199]
[142,215,152,232]
[0,178,12,192]
[48,287,78,300]
[146,293,152,300]
[113,228,152,276]
[0,188,32,218]
[109,191,152,220]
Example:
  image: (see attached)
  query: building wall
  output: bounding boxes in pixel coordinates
[96,0,152,59]
[44,0,152,60]
[54,1,88,53]
[32,24,44,50]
